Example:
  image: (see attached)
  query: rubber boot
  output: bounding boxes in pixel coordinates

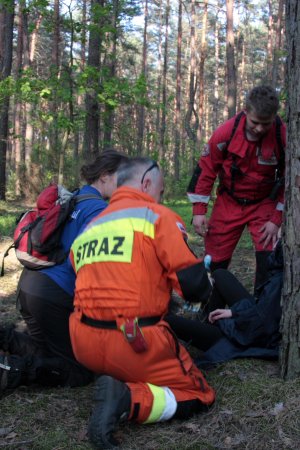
[88,375,131,449]
[255,251,272,297]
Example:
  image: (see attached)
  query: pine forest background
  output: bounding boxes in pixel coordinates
[0,0,286,201]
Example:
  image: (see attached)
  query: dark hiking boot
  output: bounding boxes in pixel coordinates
[0,354,27,396]
[88,375,131,449]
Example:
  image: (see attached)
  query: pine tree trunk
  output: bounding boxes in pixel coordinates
[226,0,236,118]
[279,0,300,380]
[159,0,170,164]
[0,0,14,200]
[174,0,182,181]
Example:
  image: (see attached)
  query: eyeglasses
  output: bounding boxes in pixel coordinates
[140,161,159,184]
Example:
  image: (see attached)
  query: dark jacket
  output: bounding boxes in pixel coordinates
[198,241,283,365]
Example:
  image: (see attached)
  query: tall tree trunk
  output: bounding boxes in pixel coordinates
[212,6,220,130]
[155,0,163,143]
[174,0,182,181]
[14,2,24,197]
[197,0,208,143]
[50,0,60,174]
[137,0,148,156]
[271,0,284,88]
[279,0,300,380]
[226,0,236,119]
[0,0,14,200]
[159,0,170,164]
[266,0,274,81]
[185,0,199,170]
[84,0,103,160]
[103,0,119,149]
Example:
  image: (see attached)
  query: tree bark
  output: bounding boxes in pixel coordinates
[159,0,170,164]
[279,0,300,380]
[174,0,182,181]
[83,0,103,160]
[226,0,236,119]
[271,0,284,88]
[0,0,15,200]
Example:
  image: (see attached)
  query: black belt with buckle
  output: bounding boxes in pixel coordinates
[81,314,161,329]
[221,187,267,205]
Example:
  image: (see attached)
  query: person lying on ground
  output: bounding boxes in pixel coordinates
[0,150,128,394]
[69,157,215,449]
[165,239,283,365]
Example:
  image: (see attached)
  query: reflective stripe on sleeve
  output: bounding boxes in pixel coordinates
[187,193,210,204]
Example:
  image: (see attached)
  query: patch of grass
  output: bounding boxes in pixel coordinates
[0,201,25,239]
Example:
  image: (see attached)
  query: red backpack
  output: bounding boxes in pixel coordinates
[1,183,100,276]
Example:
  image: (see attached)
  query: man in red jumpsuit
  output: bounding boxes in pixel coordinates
[69,157,215,449]
[187,85,286,291]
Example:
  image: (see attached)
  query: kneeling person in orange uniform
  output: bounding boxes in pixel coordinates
[69,157,215,449]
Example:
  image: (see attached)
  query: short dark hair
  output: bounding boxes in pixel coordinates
[245,85,279,118]
[117,157,159,187]
[80,149,128,184]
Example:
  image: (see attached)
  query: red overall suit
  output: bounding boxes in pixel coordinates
[187,112,286,272]
[69,187,215,424]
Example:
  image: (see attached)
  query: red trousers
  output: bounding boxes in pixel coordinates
[205,192,278,262]
[70,312,215,423]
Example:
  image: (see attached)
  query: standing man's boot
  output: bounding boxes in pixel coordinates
[255,251,272,297]
[88,375,131,449]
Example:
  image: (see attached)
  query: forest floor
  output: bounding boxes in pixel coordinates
[1,216,300,450]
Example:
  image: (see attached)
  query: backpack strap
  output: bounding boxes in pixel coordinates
[219,111,245,195]
[0,243,15,277]
[74,193,102,203]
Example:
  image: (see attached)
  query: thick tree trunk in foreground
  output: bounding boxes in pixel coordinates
[279,0,300,380]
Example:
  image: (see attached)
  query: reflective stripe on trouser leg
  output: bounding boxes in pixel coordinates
[143,384,177,424]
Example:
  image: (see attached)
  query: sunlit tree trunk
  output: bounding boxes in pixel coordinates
[174,0,182,181]
[197,0,208,143]
[212,6,220,130]
[159,0,170,165]
[185,0,199,170]
[226,0,236,118]
[137,0,148,156]
[279,0,300,380]
[155,0,163,145]
[14,2,24,197]
[271,0,284,88]
[266,0,274,81]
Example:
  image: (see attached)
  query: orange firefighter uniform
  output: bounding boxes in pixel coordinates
[69,186,215,423]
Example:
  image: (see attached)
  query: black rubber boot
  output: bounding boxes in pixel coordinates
[88,375,131,449]
[255,251,272,296]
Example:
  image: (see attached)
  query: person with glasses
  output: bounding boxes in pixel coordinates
[69,157,215,449]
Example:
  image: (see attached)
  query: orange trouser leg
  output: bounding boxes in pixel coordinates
[70,313,215,423]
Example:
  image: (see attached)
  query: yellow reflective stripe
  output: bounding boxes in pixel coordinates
[71,217,155,273]
[143,384,166,424]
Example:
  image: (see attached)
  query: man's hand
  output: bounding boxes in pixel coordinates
[208,309,232,323]
[192,215,209,237]
[259,221,279,249]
